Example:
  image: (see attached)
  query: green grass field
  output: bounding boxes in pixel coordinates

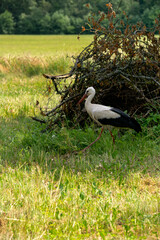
[0,35,159,239]
[0,35,93,57]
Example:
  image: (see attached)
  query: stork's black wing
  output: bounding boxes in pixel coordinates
[98,107,142,132]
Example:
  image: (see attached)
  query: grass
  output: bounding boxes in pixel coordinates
[0,35,159,239]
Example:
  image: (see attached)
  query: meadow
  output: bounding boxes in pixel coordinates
[0,35,159,239]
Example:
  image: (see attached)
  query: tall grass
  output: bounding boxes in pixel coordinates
[0,55,72,77]
[0,34,93,76]
[0,35,159,239]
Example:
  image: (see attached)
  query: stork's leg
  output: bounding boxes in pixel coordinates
[80,127,104,152]
[107,128,115,144]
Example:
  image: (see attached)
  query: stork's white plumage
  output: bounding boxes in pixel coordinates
[78,87,142,152]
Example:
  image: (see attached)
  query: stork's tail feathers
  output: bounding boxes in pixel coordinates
[130,117,142,133]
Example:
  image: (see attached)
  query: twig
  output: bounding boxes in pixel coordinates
[31,117,46,124]
[120,73,151,103]
[124,73,160,87]
[43,71,73,80]
[45,92,82,116]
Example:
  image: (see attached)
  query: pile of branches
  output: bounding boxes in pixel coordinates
[33,3,160,130]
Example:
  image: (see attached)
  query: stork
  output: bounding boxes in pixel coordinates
[78,87,142,152]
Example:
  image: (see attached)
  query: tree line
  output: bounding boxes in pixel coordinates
[0,0,159,34]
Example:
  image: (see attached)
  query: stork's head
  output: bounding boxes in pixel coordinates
[78,86,95,104]
[85,87,95,96]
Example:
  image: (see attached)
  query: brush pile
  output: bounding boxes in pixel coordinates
[34,3,160,130]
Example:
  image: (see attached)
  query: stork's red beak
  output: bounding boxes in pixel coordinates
[77,93,87,104]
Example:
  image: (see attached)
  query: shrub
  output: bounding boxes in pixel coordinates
[36,3,160,130]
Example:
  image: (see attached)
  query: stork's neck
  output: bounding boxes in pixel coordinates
[85,93,94,108]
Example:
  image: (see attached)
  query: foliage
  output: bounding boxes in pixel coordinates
[51,10,74,34]
[0,10,15,34]
[0,0,160,34]
[142,4,160,28]
[39,3,160,130]
[17,6,47,34]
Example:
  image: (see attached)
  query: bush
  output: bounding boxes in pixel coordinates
[36,3,160,130]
